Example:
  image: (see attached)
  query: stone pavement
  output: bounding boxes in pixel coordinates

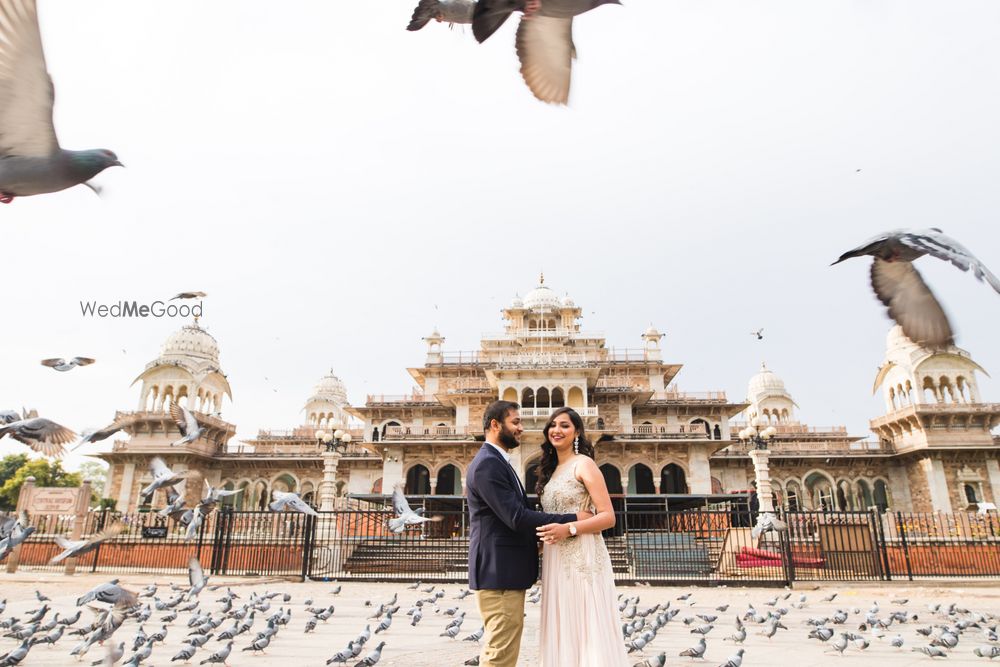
[0,572,997,666]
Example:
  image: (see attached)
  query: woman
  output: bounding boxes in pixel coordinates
[535,407,630,666]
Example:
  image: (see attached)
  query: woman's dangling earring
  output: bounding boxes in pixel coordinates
[573,435,579,455]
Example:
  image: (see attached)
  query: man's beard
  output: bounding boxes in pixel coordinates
[498,425,520,449]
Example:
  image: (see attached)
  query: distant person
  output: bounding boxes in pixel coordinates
[749,481,760,527]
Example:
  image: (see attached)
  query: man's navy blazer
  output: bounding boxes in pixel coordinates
[465,443,576,590]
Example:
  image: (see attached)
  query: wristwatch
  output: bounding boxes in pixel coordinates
[568,523,578,537]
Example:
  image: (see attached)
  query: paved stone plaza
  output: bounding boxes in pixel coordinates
[0,572,997,666]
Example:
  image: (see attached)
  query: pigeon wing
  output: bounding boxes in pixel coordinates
[8,418,74,457]
[515,15,574,105]
[870,258,954,348]
[901,230,1000,294]
[188,557,205,589]
[0,0,59,157]
[40,358,66,368]
[391,484,413,516]
[86,521,125,547]
[168,403,189,436]
[71,357,96,366]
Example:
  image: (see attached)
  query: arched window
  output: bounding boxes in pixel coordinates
[536,387,550,409]
[436,464,462,495]
[551,388,565,408]
[873,480,890,511]
[600,465,623,495]
[856,480,874,509]
[567,387,584,408]
[522,387,535,408]
[627,464,654,494]
[660,464,687,494]
[690,419,710,438]
[502,387,518,402]
[964,484,979,504]
[405,465,431,495]
[712,424,722,440]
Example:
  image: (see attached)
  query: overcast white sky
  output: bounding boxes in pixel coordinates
[2,1,999,471]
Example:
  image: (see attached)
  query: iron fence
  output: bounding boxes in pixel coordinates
[7,505,1000,584]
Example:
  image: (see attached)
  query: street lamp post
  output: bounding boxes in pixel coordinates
[316,428,352,511]
[738,419,778,527]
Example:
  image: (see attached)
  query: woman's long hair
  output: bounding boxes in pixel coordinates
[535,407,595,496]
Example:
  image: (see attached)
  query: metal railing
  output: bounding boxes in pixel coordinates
[9,507,999,584]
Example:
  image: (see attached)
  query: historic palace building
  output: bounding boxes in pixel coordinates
[99,277,1000,515]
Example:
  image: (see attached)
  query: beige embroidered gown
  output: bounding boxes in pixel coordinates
[539,460,630,666]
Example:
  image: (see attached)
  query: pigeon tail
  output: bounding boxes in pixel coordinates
[408,0,441,30]
[473,0,523,42]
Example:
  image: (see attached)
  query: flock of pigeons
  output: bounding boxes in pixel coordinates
[0,578,997,666]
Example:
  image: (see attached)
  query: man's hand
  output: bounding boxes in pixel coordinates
[537,523,571,545]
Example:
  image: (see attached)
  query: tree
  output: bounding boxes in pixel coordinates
[0,454,29,489]
[0,459,82,510]
[76,461,108,505]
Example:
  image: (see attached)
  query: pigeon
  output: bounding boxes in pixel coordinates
[92,640,125,666]
[169,404,204,446]
[51,522,124,563]
[159,487,187,519]
[0,416,75,457]
[0,511,35,560]
[0,0,122,203]
[199,480,242,509]
[269,490,318,516]
[407,0,475,30]
[77,581,137,607]
[472,0,622,105]
[719,648,744,667]
[353,641,385,666]
[680,637,706,659]
[751,513,788,539]
[634,653,666,667]
[387,484,443,533]
[41,356,95,372]
[187,557,208,598]
[171,644,198,662]
[198,641,232,665]
[73,420,126,450]
[0,639,31,665]
[750,328,764,340]
[833,228,1000,348]
[912,645,949,658]
[170,292,206,300]
[974,646,1000,658]
[463,626,485,642]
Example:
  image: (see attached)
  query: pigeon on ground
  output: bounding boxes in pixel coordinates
[0,639,31,665]
[719,648,744,667]
[0,416,75,457]
[353,641,385,666]
[51,522,125,563]
[41,356,95,372]
[912,645,949,658]
[269,490,318,516]
[833,228,1000,348]
[170,292,206,301]
[198,640,232,665]
[680,637,706,659]
[472,0,621,104]
[169,404,204,447]
[0,0,122,204]
[974,646,1000,658]
[387,484,442,533]
[407,0,475,30]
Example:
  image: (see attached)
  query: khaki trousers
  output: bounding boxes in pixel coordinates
[475,589,526,667]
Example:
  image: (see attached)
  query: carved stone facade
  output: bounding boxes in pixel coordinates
[99,280,1000,515]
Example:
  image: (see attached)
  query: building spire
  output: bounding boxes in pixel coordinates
[539,271,545,285]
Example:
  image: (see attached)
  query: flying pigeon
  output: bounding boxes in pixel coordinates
[73,420,126,451]
[169,404,204,446]
[0,511,35,561]
[269,490,318,516]
[388,483,443,533]
[750,328,764,340]
[170,292,206,300]
[0,0,122,203]
[0,416,75,457]
[40,356,95,372]
[187,557,208,598]
[751,513,788,539]
[140,457,187,501]
[407,0,475,30]
[472,0,621,105]
[833,228,1000,349]
[51,522,124,563]
[77,580,137,608]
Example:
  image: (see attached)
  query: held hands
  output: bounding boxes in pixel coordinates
[537,523,571,545]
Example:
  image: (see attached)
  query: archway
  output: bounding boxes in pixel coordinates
[660,464,687,494]
[436,464,462,495]
[273,473,297,494]
[567,387,584,408]
[536,387,550,409]
[627,463,654,494]
[873,480,890,511]
[690,419,710,438]
[856,480,874,509]
[502,387,518,402]
[522,388,535,408]
[405,465,431,494]
[551,388,565,408]
[600,464,623,495]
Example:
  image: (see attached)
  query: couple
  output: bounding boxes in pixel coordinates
[466,400,630,666]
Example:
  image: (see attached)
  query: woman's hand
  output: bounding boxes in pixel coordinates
[536,523,570,545]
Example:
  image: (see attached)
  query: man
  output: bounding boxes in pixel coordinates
[748,480,760,527]
[465,400,591,667]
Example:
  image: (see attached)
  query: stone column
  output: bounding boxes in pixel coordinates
[687,446,713,494]
[985,460,1000,506]
[919,457,953,513]
[320,451,341,512]
[748,449,775,513]
[116,462,136,512]
[887,465,914,511]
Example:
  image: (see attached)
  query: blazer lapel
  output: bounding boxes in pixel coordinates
[484,444,528,503]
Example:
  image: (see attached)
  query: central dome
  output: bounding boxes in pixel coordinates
[523,276,561,311]
[312,371,348,406]
[160,322,220,364]
[747,362,789,399]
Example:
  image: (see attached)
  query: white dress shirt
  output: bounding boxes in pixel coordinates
[486,440,525,494]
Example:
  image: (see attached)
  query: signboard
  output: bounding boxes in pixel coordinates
[26,488,80,514]
[142,526,168,539]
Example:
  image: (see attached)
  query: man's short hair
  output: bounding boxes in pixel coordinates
[483,400,520,433]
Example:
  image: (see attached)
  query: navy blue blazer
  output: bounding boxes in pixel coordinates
[465,443,576,590]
